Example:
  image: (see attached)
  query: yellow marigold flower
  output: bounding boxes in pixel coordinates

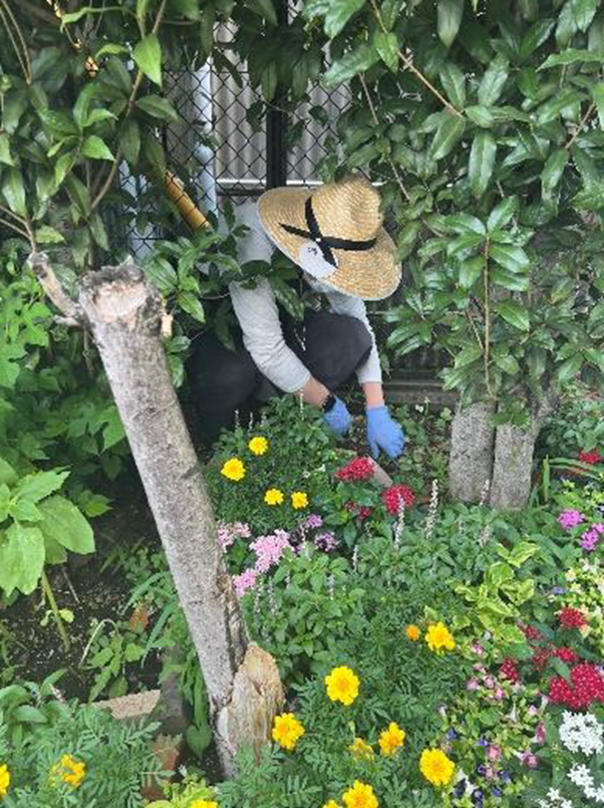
[190,801,219,808]
[272,712,305,751]
[419,748,455,787]
[379,722,405,756]
[265,488,284,506]
[348,737,375,761]
[248,436,268,455]
[342,780,379,808]
[220,457,245,482]
[57,754,86,788]
[425,622,455,654]
[0,764,10,798]
[291,491,309,509]
[323,801,342,808]
[325,665,360,706]
[405,624,421,641]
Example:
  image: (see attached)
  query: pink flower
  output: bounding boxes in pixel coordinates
[472,644,485,656]
[521,751,538,769]
[484,675,496,690]
[487,745,502,762]
[467,678,480,691]
[535,722,546,745]
[232,568,257,598]
[251,530,291,573]
[581,523,604,552]
[493,687,506,701]
[217,521,252,550]
[557,509,585,530]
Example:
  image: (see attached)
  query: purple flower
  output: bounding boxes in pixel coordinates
[521,751,538,769]
[498,770,511,783]
[472,789,484,806]
[301,513,323,530]
[447,728,458,740]
[217,521,252,550]
[535,722,546,745]
[454,780,467,798]
[492,787,503,798]
[484,675,496,690]
[581,523,604,552]
[472,644,485,656]
[314,531,339,552]
[552,586,567,595]
[558,509,585,530]
[232,568,257,598]
[467,678,480,691]
[476,764,487,776]
[477,738,489,747]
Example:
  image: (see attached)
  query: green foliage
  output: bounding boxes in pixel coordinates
[455,542,540,646]
[0,455,94,598]
[243,546,366,682]
[296,0,604,415]
[0,673,167,807]
[82,619,146,702]
[147,774,217,807]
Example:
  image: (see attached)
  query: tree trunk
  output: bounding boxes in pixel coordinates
[31,255,283,774]
[489,394,557,509]
[448,401,496,503]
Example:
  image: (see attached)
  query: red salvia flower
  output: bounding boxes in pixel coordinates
[549,663,604,710]
[499,658,520,683]
[578,449,601,465]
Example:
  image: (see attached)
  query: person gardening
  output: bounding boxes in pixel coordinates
[188,173,405,460]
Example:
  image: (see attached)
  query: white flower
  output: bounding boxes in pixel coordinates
[568,763,592,788]
[559,711,604,756]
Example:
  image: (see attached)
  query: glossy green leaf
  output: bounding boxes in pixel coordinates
[429,113,466,160]
[0,133,14,166]
[324,44,380,88]
[570,0,598,31]
[478,55,509,106]
[0,459,18,487]
[2,169,27,217]
[446,213,486,235]
[469,132,497,198]
[455,344,483,368]
[487,197,519,231]
[535,90,584,124]
[491,267,530,291]
[133,34,162,87]
[135,95,179,122]
[573,183,604,209]
[37,496,95,555]
[541,147,569,196]
[494,354,520,375]
[374,30,399,72]
[519,19,555,61]
[439,63,466,108]
[496,299,530,331]
[0,524,45,597]
[120,119,141,166]
[490,243,530,273]
[557,352,583,382]
[82,136,115,161]
[178,291,206,323]
[539,48,604,69]
[437,0,464,48]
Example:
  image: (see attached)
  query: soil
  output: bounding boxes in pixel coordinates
[2,459,163,701]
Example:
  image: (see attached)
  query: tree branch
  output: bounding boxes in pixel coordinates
[28,252,85,326]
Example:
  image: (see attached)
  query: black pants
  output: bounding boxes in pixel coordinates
[187,310,372,443]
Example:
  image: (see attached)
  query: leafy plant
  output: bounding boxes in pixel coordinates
[0,672,168,807]
[81,619,146,702]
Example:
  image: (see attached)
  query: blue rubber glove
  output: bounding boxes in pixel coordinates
[367,405,405,459]
[323,396,352,437]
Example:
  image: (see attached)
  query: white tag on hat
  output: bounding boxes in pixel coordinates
[298,240,338,279]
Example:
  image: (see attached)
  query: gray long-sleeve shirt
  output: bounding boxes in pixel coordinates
[229,202,382,393]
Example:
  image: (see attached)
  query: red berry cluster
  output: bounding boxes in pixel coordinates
[345,501,372,521]
[335,457,375,482]
[578,449,602,465]
[549,663,604,710]
[499,658,520,683]
[559,607,587,629]
[382,484,416,516]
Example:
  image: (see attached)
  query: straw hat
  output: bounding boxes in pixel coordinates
[257,174,401,301]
